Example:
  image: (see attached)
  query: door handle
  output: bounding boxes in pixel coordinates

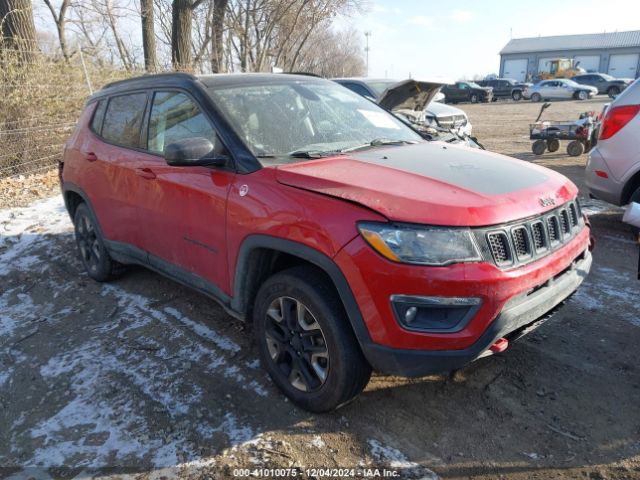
[136,167,156,180]
[83,152,98,162]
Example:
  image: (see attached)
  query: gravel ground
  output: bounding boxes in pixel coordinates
[1,96,639,480]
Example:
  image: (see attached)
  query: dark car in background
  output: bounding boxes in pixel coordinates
[476,78,533,101]
[571,73,633,98]
[441,81,492,104]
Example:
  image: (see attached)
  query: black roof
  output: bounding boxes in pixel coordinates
[89,72,328,102]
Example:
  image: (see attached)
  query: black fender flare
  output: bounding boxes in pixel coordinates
[231,234,372,347]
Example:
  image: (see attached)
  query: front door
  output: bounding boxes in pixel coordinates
[133,90,235,292]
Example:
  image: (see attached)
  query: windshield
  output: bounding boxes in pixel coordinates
[206,80,422,162]
[466,82,482,89]
[599,74,615,81]
[563,80,580,87]
[364,80,399,97]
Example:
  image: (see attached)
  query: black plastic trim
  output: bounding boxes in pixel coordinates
[232,235,373,348]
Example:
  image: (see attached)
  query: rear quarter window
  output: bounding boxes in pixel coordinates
[101,93,148,148]
[89,100,106,134]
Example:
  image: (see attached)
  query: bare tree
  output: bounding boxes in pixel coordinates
[0,0,38,61]
[140,0,156,71]
[42,0,71,61]
[210,0,228,72]
[171,0,204,70]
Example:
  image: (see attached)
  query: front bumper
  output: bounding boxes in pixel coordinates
[361,250,591,377]
[335,226,591,376]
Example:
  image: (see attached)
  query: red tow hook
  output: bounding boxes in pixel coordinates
[489,337,509,354]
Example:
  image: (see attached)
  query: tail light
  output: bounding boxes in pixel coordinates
[599,104,640,140]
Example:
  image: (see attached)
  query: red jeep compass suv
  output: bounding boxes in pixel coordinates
[60,73,592,412]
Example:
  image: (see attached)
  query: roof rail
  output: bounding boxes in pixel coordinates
[102,72,197,90]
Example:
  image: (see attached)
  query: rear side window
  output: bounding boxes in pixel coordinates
[102,93,148,148]
[89,100,106,134]
[147,91,216,154]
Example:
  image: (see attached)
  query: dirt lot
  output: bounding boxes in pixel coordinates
[1,96,639,480]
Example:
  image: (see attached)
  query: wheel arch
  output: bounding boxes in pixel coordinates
[231,235,372,347]
[622,167,640,205]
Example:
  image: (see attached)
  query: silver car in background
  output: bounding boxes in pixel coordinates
[524,79,598,102]
[586,78,640,226]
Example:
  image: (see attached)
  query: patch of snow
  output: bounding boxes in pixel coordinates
[368,439,439,479]
[164,306,241,353]
[0,195,72,276]
[310,435,326,448]
[579,198,623,217]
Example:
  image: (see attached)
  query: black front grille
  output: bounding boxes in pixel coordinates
[531,221,546,251]
[511,227,530,259]
[479,200,584,270]
[569,203,579,227]
[547,215,560,243]
[560,209,571,235]
[488,232,511,265]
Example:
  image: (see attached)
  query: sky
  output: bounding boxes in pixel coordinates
[341,0,640,81]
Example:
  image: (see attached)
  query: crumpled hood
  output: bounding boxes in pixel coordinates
[378,79,445,113]
[275,142,577,227]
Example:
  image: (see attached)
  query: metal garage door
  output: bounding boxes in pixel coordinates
[574,55,600,72]
[538,58,555,73]
[503,59,528,81]
[608,54,639,78]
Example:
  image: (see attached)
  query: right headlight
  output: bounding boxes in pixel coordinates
[358,222,482,266]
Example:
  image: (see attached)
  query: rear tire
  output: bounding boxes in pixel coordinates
[532,140,546,155]
[607,86,620,98]
[253,266,372,412]
[546,139,560,152]
[567,140,585,157]
[531,93,542,102]
[73,203,125,282]
[512,90,523,101]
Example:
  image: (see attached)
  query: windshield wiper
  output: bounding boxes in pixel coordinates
[340,139,419,153]
[288,150,342,159]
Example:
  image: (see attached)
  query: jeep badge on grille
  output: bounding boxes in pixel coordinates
[539,197,556,207]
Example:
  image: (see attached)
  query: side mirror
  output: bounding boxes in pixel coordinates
[164,137,227,167]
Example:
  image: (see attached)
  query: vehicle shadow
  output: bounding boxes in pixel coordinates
[1,228,638,479]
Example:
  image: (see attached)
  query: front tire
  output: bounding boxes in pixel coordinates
[470,93,479,103]
[253,266,371,412]
[531,92,542,102]
[73,203,125,282]
[576,90,588,100]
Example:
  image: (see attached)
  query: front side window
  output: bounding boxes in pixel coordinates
[147,91,216,154]
[206,80,421,163]
[101,93,147,148]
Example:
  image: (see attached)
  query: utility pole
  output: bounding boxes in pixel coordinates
[364,31,372,77]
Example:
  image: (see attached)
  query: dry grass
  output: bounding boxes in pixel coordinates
[0,47,137,179]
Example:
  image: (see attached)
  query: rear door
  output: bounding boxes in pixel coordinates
[87,91,149,248]
[134,90,235,291]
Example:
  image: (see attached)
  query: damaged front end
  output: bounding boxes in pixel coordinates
[378,79,483,149]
